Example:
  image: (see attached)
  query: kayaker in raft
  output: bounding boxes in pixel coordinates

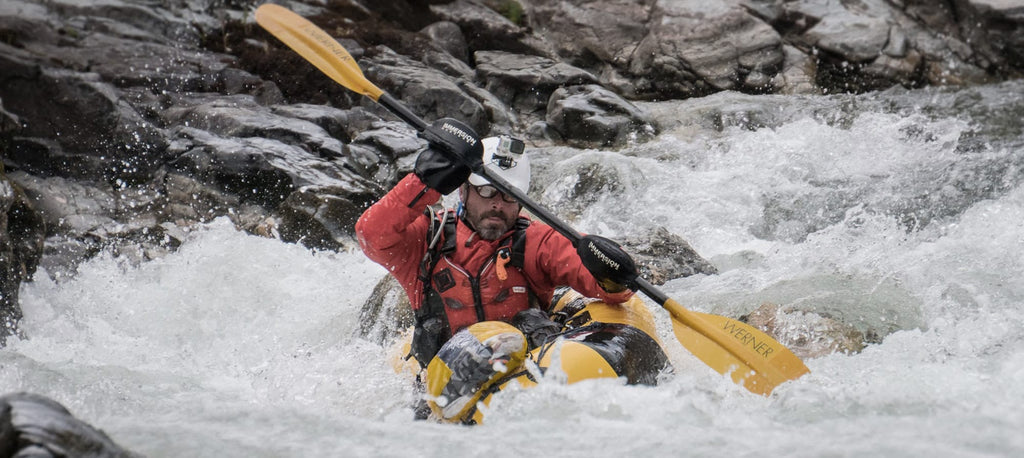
[355,118,640,419]
[356,121,634,334]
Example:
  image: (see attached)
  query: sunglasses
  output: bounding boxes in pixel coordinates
[471,185,517,203]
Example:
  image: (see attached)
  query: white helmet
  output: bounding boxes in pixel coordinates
[468,136,530,193]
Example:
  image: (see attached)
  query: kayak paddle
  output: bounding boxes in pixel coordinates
[254,3,809,395]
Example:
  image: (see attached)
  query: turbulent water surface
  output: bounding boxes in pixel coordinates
[4,81,1024,457]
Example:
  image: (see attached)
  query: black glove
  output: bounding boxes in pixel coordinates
[414,146,471,195]
[414,118,483,194]
[577,234,639,293]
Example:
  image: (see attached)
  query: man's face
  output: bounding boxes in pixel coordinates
[462,184,520,240]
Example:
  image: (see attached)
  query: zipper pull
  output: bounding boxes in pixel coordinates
[496,248,511,281]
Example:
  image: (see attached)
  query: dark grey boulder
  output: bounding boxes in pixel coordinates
[630,3,783,97]
[0,63,167,181]
[475,50,599,113]
[430,0,553,57]
[0,173,45,346]
[277,184,380,251]
[362,47,490,133]
[525,0,652,68]
[621,227,719,285]
[420,20,470,63]
[545,84,655,148]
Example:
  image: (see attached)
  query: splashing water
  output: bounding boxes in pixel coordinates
[4,81,1024,457]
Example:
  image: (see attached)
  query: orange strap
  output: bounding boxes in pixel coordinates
[496,249,511,281]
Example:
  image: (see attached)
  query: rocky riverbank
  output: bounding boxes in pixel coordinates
[1,0,1022,344]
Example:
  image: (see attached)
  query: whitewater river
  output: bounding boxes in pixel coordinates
[3,80,1024,457]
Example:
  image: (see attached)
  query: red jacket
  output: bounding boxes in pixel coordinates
[356,174,633,325]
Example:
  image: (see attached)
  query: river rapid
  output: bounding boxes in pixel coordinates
[3,80,1024,457]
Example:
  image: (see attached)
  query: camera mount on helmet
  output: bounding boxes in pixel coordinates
[468,135,530,194]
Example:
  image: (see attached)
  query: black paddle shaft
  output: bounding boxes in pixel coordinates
[380,94,428,131]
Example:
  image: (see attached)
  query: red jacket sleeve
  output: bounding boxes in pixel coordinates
[355,173,440,309]
[522,222,634,306]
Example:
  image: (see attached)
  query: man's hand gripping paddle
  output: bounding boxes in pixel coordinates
[255,3,809,395]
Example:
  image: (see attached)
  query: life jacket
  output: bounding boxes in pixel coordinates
[409,209,533,368]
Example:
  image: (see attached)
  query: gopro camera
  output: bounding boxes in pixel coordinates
[494,136,525,169]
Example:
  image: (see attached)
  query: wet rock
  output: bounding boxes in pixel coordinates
[420,21,470,63]
[343,120,422,186]
[0,100,18,136]
[164,129,295,209]
[621,226,718,285]
[631,3,783,97]
[740,302,866,359]
[938,0,1024,73]
[156,170,240,224]
[419,20,471,63]
[277,184,379,251]
[545,84,655,148]
[430,0,553,57]
[524,0,652,72]
[161,94,346,160]
[158,120,387,249]
[361,47,490,134]
[7,172,120,236]
[804,10,891,63]
[537,149,649,220]
[457,82,519,136]
[0,173,45,346]
[46,32,231,94]
[165,125,376,205]
[43,0,208,46]
[782,0,998,91]
[475,50,599,114]
[0,392,142,458]
[0,400,12,457]
[773,44,820,95]
[358,274,414,344]
[0,65,168,182]
[9,170,186,278]
[269,105,383,145]
[420,47,478,80]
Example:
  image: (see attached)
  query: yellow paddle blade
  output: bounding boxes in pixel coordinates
[664,299,809,395]
[254,3,384,100]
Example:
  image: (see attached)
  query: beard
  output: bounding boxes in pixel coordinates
[467,208,517,240]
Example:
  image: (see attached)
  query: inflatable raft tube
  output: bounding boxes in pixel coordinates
[393,289,671,424]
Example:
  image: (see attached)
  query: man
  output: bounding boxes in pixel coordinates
[355,118,639,368]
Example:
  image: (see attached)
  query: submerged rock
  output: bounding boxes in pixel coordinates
[0,392,142,458]
[740,302,866,359]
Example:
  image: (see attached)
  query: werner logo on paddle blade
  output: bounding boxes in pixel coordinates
[667,302,809,395]
[720,319,776,359]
